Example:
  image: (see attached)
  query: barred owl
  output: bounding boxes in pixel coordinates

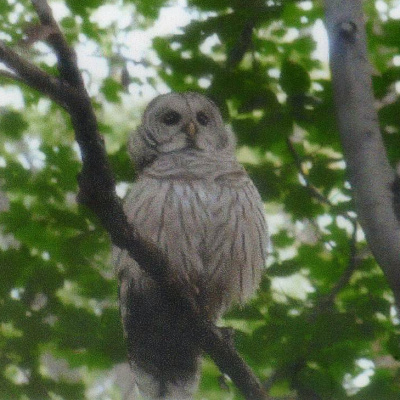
[113,92,268,400]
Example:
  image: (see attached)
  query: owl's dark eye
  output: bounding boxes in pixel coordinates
[196,111,209,126]
[162,110,181,126]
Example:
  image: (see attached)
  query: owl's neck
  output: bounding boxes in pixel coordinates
[140,150,245,181]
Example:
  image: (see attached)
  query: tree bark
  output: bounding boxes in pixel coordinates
[324,1,400,307]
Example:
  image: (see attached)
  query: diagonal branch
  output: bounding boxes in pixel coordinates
[287,137,357,224]
[0,40,77,108]
[287,137,358,223]
[311,221,359,316]
[31,0,84,88]
[0,1,268,399]
[286,137,332,207]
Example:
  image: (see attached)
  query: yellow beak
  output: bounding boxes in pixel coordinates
[186,121,197,138]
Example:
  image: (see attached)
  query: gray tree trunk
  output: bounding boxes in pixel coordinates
[324,0,400,307]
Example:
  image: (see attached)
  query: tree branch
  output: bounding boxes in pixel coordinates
[31,0,84,88]
[0,1,268,399]
[0,69,26,84]
[0,40,77,108]
[311,221,359,317]
[286,137,357,224]
[286,137,332,207]
[324,0,400,308]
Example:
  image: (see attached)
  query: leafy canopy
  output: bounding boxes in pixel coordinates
[1,0,400,399]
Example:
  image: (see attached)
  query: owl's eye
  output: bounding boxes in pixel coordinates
[196,111,209,126]
[162,110,181,126]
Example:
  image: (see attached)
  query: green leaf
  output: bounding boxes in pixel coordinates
[65,0,103,16]
[0,111,28,138]
[280,60,311,96]
[100,77,123,103]
[268,260,300,277]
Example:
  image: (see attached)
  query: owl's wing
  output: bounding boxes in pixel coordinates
[200,176,268,314]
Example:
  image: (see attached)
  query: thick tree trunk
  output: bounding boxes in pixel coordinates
[324,1,400,307]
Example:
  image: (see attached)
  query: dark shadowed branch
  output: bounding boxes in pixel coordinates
[0,41,77,108]
[324,0,400,308]
[0,1,268,399]
[227,18,255,69]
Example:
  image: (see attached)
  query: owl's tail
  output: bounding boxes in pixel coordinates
[131,360,201,400]
[119,277,201,400]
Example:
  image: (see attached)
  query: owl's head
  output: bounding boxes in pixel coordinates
[129,92,236,171]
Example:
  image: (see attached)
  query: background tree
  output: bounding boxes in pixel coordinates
[1,0,400,399]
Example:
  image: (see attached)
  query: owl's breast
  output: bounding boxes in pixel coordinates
[124,177,226,251]
[119,167,267,316]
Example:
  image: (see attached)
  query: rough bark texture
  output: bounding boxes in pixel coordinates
[324,0,400,307]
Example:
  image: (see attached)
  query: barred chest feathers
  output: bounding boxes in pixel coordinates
[116,152,267,319]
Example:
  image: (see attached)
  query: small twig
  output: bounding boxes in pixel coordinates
[0,69,27,84]
[264,368,289,392]
[310,220,359,319]
[111,50,151,67]
[286,137,358,223]
[286,137,332,207]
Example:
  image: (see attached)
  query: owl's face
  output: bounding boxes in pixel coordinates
[130,92,235,170]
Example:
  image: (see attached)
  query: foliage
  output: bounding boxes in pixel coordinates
[1,0,400,399]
